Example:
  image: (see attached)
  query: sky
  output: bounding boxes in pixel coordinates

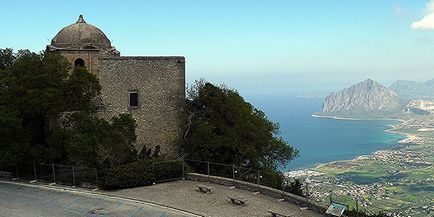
[1,0,434,97]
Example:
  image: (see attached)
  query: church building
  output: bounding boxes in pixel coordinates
[46,15,185,157]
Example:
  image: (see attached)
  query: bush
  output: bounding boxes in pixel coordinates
[260,168,284,189]
[284,179,303,196]
[153,160,184,181]
[99,158,183,190]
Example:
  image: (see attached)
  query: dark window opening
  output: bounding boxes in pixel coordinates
[74,58,85,68]
[129,92,139,107]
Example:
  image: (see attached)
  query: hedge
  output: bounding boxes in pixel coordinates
[99,158,183,190]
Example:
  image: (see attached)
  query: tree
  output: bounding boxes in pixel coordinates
[184,80,299,171]
[0,49,137,167]
[0,51,71,163]
[52,112,137,167]
[0,48,15,69]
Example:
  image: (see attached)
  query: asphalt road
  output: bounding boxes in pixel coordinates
[0,181,197,217]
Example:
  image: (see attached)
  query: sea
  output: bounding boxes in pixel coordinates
[248,95,405,171]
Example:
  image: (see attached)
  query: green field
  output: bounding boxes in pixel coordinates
[306,115,434,217]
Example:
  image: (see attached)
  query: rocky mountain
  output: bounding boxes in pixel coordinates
[390,79,434,99]
[317,79,401,117]
[405,100,434,115]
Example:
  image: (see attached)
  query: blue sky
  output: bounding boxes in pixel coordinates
[1,0,434,96]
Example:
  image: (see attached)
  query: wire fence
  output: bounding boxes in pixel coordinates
[152,159,184,183]
[9,162,98,188]
[2,159,402,216]
[184,159,261,185]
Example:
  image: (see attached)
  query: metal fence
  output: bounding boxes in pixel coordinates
[152,159,184,183]
[184,159,261,185]
[10,162,98,188]
[4,159,394,216]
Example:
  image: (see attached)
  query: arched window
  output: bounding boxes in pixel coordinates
[74,58,85,68]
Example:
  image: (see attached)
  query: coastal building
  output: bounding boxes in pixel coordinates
[46,15,185,157]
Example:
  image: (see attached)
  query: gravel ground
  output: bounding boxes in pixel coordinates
[107,180,324,217]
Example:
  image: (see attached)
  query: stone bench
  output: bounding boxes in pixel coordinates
[196,184,213,193]
[267,210,294,217]
[228,195,247,205]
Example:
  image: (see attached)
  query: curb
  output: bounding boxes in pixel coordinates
[0,180,204,217]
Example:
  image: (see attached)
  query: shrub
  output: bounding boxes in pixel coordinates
[99,158,183,190]
[260,168,284,189]
[284,179,303,196]
[153,160,184,181]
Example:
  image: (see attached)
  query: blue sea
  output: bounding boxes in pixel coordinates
[248,96,404,171]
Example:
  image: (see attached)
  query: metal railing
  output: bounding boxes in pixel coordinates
[3,159,400,216]
[9,162,98,188]
[184,159,261,185]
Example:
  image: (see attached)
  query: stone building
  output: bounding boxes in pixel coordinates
[47,15,185,157]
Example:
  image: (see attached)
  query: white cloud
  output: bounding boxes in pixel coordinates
[426,1,434,12]
[411,13,434,30]
[411,0,434,30]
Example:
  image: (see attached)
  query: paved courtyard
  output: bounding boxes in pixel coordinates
[0,181,197,217]
[107,180,324,217]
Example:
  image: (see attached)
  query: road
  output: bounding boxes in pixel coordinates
[0,181,198,217]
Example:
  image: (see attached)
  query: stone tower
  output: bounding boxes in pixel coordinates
[47,15,185,157]
[46,15,120,75]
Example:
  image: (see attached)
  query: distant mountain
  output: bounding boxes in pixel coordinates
[405,99,434,115]
[390,79,434,100]
[315,79,401,118]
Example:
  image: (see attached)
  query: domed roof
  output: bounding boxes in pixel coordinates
[51,15,112,49]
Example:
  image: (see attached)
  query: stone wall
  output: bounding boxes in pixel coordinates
[98,56,185,157]
[50,49,101,75]
[185,173,328,215]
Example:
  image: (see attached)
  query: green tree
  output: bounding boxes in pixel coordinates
[184,80,299,171]
[0,49,137,167]
[0,48,15,69]
[0,51,70,163]
[54,112,137,167]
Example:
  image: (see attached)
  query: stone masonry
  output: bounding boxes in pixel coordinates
[99,57,185,156]
[47,15,185,157]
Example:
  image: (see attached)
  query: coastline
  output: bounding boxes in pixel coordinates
[313,113,408,143]
[311,114,404,122]
[286,114,413,177]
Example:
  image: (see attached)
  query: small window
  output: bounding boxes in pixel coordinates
[74,58,85,68]
[129,91,139,108]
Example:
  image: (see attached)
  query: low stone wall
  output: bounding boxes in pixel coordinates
[185,173,327,215]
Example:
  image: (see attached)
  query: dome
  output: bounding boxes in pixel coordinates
[51,15,112,50]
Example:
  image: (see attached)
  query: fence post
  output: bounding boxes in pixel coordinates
[207,161,210,177]
[52,163,56,183]
[182,160,185,179]
[232,164,235,181]
[15,164,18,179]
[33,162,37,180]
[72,167,76,186]
[356,199,359,217]
[329,191,333,205]
[152,163,155,184]
[95,168,98,184]
[257,170,261,189]
[305,182,309,207]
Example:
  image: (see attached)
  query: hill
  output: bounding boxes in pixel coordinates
[390,79,434,100]
[315,79,401,118]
